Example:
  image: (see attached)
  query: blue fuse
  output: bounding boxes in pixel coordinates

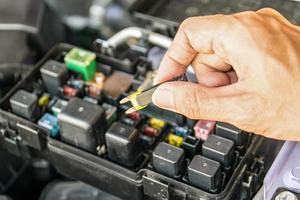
[38,113,59,138]
[174,126,190,137]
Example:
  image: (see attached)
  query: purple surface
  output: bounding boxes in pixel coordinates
[264,141,300,199]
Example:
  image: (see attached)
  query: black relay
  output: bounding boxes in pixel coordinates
[188,155,221,191]
[9,90,40,120]
[40,60,69,95]
[152,142,185,177]
[216,122,249,146]
[202,134,235,167]
[58,97,106,153]
[105,122,140,166]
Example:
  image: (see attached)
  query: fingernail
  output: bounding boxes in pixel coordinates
[152,86,175,109]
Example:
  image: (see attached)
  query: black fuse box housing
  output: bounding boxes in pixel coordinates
[0,42,283,200]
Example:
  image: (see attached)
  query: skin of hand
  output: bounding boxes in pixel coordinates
[152,8,300,141]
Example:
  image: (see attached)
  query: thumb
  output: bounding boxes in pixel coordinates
[152,81,241,122]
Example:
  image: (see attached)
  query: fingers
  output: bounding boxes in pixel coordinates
[152,81,243,122]
[191,53,237,87]
[193,53,231,71]
[155,11,281,85]
[154,51,192,84]
[154,19,197,84]
[154,15,228,84]
[192,63,232,87]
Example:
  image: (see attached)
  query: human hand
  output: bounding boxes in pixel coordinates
[152,8,300,141]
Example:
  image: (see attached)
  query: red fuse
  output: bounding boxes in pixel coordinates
[194,120,216,141]
[143,125,160,137]
[63,86,78,97]
[126,111,141,121]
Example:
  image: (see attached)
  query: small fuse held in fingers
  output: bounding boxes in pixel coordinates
[119,73,187,114]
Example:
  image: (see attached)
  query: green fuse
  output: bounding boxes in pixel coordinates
[64,48,96,81]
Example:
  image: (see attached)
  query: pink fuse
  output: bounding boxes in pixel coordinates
[194,120,216,140]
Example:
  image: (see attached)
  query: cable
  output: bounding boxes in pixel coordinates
[0,24,37,34]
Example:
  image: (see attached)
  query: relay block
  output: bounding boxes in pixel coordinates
[0,41,275,200]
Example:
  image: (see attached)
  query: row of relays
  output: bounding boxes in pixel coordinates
[8,47,251,193]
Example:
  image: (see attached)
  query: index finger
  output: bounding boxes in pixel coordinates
[154,19,197,83]
[154,15,227,84]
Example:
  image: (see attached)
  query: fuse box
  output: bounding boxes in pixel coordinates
[0,40,281,200]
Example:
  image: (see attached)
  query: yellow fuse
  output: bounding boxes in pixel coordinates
[149,118,166,130]
[38,94,50,107]
[167,133,183,147]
